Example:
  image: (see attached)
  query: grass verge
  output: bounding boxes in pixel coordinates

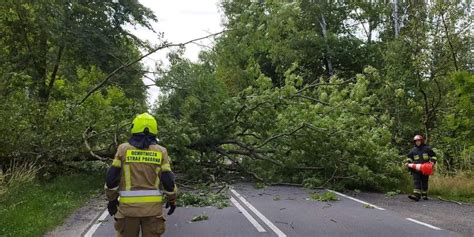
[429,172,474,203]
[0,172,103,237]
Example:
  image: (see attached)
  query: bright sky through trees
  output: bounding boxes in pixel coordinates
[132,0,223,105]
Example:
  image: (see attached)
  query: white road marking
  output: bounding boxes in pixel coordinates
[406,218,442,230]
[83,209,109,237]
[230,197,267,232]
[327,189,444,231]
[327,190,386,210]
[230,189,287,237]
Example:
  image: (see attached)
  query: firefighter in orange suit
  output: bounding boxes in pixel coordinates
[105,113,177,237]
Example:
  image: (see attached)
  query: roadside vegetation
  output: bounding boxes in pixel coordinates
[0,162,103,237]
[154,1,472,197]
[0,1,472,235]
[430,172,474,203]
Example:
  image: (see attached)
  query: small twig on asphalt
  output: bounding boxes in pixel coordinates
[436,196,465,205]
[322,202,332,209]
[269,182,304,187]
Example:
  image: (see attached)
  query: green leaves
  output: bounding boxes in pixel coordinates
[1,0,470,193]
[155,49,403,190]
[309,192,338,202]
[0,1,153,172]
[176,192,229,209]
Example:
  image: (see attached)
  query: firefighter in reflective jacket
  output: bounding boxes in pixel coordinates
[405,134,437,201]
[105,113,177,237]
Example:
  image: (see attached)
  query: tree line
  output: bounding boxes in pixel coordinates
[0,0,472,191]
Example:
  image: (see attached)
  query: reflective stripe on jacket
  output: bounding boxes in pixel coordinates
[407,144,437,164]
[112,142,171,217]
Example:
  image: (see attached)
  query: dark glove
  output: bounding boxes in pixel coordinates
[165,199,176,215]
[107,199,119,216]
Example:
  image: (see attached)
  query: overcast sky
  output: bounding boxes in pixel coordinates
[130,0,224,105]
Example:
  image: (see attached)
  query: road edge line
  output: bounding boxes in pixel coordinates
[406,218,442,230]
[83,209,109,237]
[230,189,287,237]
[327,189,386,210]
[230,197,267,232]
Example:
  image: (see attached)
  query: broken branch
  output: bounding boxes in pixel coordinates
[78,31,226,105]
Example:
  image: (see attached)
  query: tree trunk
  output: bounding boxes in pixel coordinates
[392,0,400,38]
[37,27,49,103]
[441,12,459,71]
[367,0,373,44]
[319,15,334,77]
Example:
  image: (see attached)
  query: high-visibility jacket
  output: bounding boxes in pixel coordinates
[106,142,175,218]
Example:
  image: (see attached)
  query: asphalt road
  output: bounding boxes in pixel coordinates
[87,184,461,237]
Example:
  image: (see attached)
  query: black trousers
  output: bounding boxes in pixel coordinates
[412,171,429,194]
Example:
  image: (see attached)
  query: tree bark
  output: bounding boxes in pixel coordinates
[83,127,109,161]
[319,15,334,77]
[440,12,459,71]
[45,45,64,102]
[392,0,400,38]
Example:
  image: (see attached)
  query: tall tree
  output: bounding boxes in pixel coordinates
[0,0,156,168]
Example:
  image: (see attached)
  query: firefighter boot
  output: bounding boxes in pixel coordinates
[408,193,421,201]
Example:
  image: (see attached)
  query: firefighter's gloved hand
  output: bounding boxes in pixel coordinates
[107,199,119,216]
[403,162,410,171]
[166,199,176,215]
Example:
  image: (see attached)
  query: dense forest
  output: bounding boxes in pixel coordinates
[0,0,472,193]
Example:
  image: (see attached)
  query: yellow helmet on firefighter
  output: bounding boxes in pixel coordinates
[131,113,158,135]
